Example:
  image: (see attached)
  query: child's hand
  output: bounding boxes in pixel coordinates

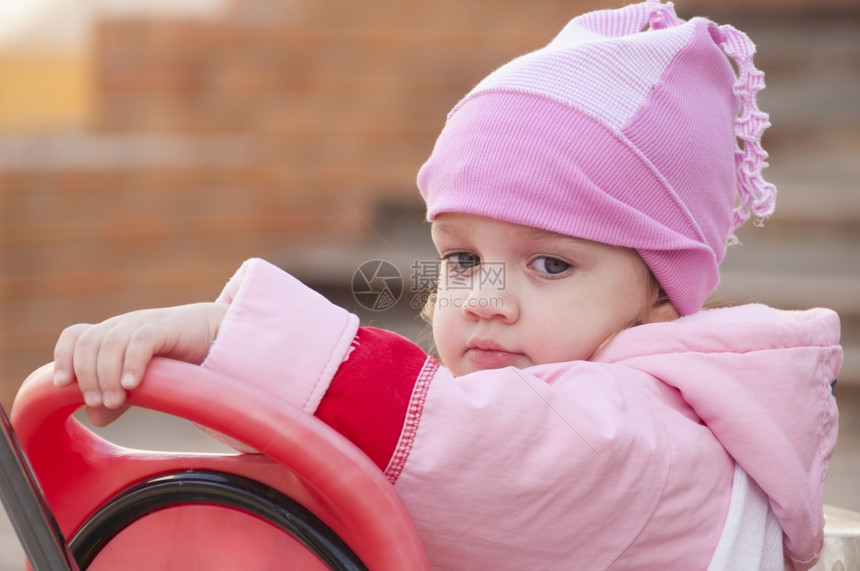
[52,302,228,426]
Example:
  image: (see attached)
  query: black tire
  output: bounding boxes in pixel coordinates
[69,470,368,570]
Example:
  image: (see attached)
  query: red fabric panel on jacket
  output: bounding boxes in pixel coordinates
[314,326,429,471]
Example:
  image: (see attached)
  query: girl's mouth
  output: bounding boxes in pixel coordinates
[465,339,525,369]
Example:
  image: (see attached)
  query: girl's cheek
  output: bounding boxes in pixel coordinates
[435,285,470,308]
[431,300,459,357]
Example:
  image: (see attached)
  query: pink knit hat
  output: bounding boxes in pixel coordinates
[417,0,776,315]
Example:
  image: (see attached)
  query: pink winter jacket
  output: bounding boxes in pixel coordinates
[202,258,842,570]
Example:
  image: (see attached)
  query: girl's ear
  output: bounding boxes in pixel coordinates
[647,288,681,323]
[648,298,681,323]
[639,284,681,323]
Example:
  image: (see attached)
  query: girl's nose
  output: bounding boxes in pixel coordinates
[463,266,518,323]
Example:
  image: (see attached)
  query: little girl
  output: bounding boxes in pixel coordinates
[52,1,842,569]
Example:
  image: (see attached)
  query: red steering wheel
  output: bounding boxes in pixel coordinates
[11,357,430,570]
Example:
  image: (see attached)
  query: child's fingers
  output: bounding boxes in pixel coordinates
[117,323,161,392]
[51,304,223,412]
[94,322,135,408]
[95,316,174,404]
[71,323,113,407]
[53,323,90,387]
[69,315,159,408]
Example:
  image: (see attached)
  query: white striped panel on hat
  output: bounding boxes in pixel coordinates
[460,20,695,131]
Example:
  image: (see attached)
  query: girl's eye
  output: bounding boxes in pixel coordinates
[530,256,571,276]
[444,252,481,273]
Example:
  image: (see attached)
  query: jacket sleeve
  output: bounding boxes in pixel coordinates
[202,258,360,414]
[201,258,433,469]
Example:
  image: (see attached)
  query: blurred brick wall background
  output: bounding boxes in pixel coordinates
[1,0,858,410]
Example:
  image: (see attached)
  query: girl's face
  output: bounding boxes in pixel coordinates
[430,213,671,376]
